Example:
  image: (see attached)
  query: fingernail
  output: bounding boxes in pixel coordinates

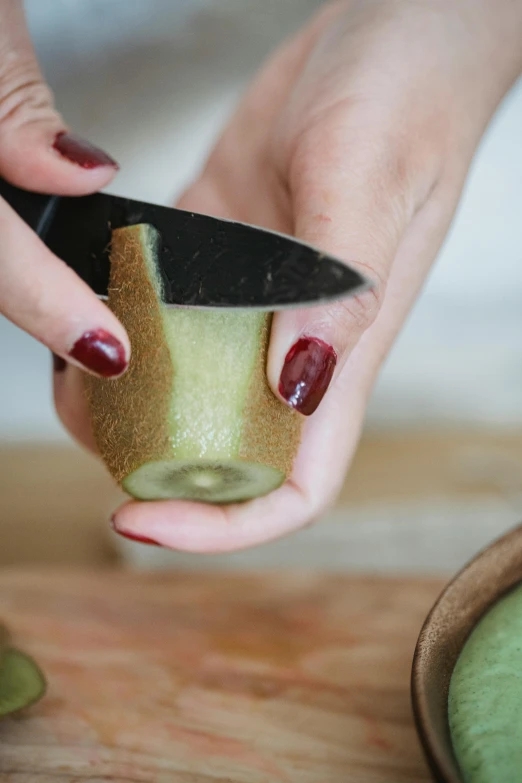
[119,531,161,546]
[110,519,161,547]
[53,131,119,169]
[51,352,67,372]
[69,329,127,378]
[279,337,337,416]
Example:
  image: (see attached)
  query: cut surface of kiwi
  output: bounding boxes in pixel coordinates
[86,224,302,504]
[124,459,283,503]
[0,648,46,717]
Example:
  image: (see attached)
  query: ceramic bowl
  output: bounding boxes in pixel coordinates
[411,522,522,782]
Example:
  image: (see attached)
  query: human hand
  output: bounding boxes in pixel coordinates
[0,0,129,379]
[58,0,522,551]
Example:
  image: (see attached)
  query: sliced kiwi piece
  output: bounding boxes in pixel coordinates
[86,224,302,504]
[0,648,46,717]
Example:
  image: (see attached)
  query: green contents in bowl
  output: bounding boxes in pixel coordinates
[449,581,522,783]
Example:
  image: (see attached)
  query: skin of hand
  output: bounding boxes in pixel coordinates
[54,0,522,551]
[0,0,128,378]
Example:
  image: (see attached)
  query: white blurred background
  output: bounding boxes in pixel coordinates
[1,0,522,572]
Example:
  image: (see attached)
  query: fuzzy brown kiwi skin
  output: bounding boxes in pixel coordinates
[238,315,302,476]
[85,226,172,483]
[86,224,303,500]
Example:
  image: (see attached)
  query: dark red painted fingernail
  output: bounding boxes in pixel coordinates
[110,518,161,547]
[118,530,161,546]
[51,352,67,372]
[69,329,127,378]
[53,131,119,169]
[279,337,337,416]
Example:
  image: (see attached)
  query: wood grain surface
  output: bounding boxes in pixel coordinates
[0,570,444,782]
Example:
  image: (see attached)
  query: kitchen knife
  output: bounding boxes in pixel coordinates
[0,178,369,310]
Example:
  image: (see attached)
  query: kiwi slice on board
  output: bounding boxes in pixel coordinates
[0,648,46,717]
[86,224,302,504]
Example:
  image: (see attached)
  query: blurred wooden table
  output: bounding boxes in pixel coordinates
[0,570,442,782]
[2,429,522,568]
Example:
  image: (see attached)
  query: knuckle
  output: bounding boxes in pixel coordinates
[0,52,54,131]
[324,282,383,334]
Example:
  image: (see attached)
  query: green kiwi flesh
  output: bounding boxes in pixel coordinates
[0,648,46,717]
[86,224,302,504]
[124,459,283,503]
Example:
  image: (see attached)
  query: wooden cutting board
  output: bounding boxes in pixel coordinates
[0,570,444,782]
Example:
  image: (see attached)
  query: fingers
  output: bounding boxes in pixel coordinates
[0,0,118,195]
[0,1,127,375]
[111,485,310,553]
[0,197,129,376]
[266,121,420,415]
[53,361,98,452]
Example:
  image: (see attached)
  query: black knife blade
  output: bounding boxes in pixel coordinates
[0,179,370,310]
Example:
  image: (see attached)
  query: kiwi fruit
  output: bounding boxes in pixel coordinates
[86,224,302,504]
[0,648,46,717]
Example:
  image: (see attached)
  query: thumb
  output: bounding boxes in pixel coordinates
[0,0,118,195]
[267,127,414,415]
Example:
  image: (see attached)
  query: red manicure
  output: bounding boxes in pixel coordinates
[110,516,161,546]
[115,529,161,547]
[69,329,127,378]
[53,132,119,169]
[279,337,337,416]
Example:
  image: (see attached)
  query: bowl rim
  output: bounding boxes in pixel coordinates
[411,521,522,783]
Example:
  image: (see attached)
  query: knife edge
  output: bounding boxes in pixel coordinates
[0,178,371,310]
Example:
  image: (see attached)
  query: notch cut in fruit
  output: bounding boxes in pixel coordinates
[86,224,302,504]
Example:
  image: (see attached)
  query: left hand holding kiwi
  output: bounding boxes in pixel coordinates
[55,0,522,552]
